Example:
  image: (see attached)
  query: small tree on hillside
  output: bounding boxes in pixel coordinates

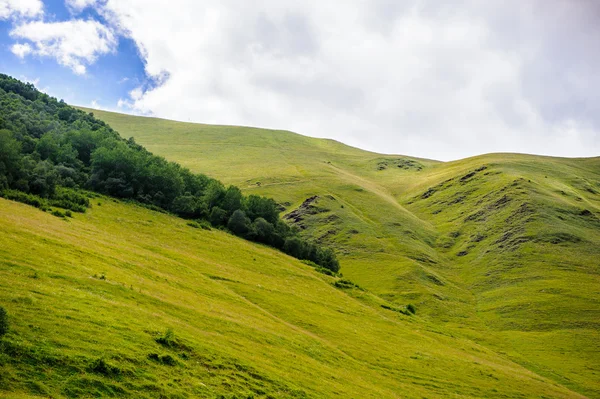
[228,209,250,236]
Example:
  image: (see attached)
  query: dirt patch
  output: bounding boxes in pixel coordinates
[377,158,423,171]
[284,196,321,224]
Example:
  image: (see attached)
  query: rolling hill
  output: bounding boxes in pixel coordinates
[81,108,600,398]
[0,196,589,399]
[0,73,595,399]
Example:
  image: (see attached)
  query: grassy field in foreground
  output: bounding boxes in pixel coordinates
[1,197,588,398]
[83,108,600,398]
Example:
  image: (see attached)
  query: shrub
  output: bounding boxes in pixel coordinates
[1,189,46,209]
[0,306,8,336]
[333,279,361,290]
[51,209,65,218]
[407,304,416,314]
[316,267,336,276]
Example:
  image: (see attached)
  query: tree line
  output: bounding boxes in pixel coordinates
[0,74,339,272]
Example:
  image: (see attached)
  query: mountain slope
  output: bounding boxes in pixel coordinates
[1,197,587,399]
[84,108,600,398]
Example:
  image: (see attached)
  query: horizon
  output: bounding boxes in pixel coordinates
[1,0,599,161]
[78,105,600,163]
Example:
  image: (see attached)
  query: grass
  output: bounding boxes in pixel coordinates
[1,198,586,398]
[1,106,592,398]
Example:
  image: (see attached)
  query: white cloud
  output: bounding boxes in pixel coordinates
[11,43,32,58]
[5,0,599,159]
[129,87,143,101]
[10,19,117,75]
[65,0,99,12]
[95,0,600,160]
[0,0,43,20]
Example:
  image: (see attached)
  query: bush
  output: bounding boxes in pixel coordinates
[333,279,361,290]
[407,304,416,314]
[1,189,46,209]
[51,209,65,218]
[0,306,8,336]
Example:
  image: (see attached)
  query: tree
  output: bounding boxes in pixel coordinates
[222,185,243,216]
[209,206,227,226]
[0,129,22,189]
[29,160,58,197]
[284,236,305,259]
[228,209,250,236]
[251,217,275,244]
[317,247,340,273]
[171,195,201,218]
[244,195,279,224]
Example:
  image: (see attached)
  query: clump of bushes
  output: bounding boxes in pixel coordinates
[0,306,8,336]
[333,279,362,290]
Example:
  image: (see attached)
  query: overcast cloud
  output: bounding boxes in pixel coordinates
[6,0,600,160]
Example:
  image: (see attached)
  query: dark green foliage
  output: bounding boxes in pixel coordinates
[407,304,417,314]
[316,267,336,276]
[0,306,8,336]
[51,209,66,218]
[250,217,274,244]
[0,129,22,189]
[284,236,305,258]
[0,73,339,271]
[228,209,251,236]
[333,279,362,290]
[1,189,46,209]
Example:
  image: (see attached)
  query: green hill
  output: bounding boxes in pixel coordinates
[82,108,600,398]
[0,197,588,399]
[0,71,596,398]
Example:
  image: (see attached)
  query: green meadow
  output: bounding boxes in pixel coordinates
[0,197,590,399]
[81,108,600,398]
[0,103,597,398]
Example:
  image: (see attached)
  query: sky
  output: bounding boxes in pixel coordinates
[0,0,598,161]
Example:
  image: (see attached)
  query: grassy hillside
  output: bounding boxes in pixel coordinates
[84,108,600,398]
[1,197,588,398]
